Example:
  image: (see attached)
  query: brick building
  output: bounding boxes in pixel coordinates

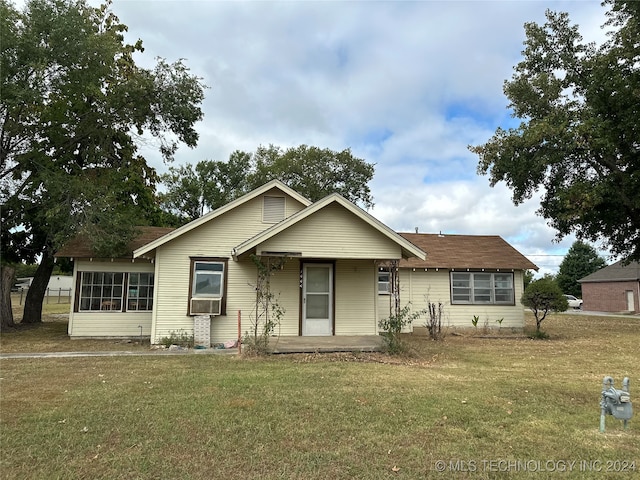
[579,261,640,313]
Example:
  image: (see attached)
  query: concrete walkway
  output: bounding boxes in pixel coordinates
[0,336,386,359]
[0,348,239,359]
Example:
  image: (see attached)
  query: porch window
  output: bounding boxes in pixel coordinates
[79,272,124,311]
[451,272,514,305]
[78,272,155,312]
[189,258,228,315]
[127,273,154,311]
[378,268,391,294]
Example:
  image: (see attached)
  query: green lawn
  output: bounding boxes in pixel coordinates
[1,313,638,479]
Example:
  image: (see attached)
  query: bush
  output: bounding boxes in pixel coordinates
[378,304,425,354]
[159,330,194,348]
[521,278,568,335]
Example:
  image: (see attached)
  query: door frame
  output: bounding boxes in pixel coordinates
[626,290,634,311]
[299,260,335,336]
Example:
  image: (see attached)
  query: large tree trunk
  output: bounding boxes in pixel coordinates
[1,265,16,331]
[21,251,55,324]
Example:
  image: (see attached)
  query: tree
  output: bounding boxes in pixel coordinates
[556,241,607,297]
[247,145,375,208]
[159,151,252,223]
[470,0,640,263]
[1,0,206,323]
[523,269,535,290]
[1,265,16,331]
[521,278,569,335]
[159,145,375,221]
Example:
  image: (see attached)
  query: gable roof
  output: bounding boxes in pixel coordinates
[232,193,427,261]
[55,226,175,259]
[133,180,311,258]
[398,233,538,270]
[579,260,640,283]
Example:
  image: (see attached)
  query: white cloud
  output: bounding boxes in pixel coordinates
[107,0,611,272]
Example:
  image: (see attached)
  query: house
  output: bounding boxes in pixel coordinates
[377,233,538,331]
[578,261,640,313]
[56,180,538,343]
[56,180,425,343]
[12,275,73,292]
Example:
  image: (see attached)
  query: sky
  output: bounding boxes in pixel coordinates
[106,0,611,277]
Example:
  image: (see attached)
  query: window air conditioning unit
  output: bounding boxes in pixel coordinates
[190,298,222,316]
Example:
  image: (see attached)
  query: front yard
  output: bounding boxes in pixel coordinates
[1,312,638,479]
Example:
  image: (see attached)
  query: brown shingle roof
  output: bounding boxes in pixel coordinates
[579,260,640,283]
[55,226,175,259]
[398,233,538,270]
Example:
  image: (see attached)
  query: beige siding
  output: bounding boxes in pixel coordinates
[257,204,402,259]
[266,259,301,336]
[152,192,307,343]
[334,260,378,335]
[399,269,527,330]
[68,260,155,338]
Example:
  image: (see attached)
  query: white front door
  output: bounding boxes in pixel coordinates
[302,264,333,336]
[626,290,634,311]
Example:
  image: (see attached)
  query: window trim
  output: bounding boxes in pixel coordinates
[75,271,155,313]
[126,272,155,312]
[188,257,228,316]
[450,271,515,305]
[378,268,391,295]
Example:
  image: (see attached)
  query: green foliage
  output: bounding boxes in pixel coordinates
[378,304,425,354]
[529,329,549,340]
[243,255,287,355]
[521,278,569,334]
[471,315,480,328]
[471,0,640,263]
[248,145,375,208]
[159,330,194,348]
[159,151,252,222]
[158,144,375,221]
[523,270,535,290]
[556,241,606,297]
[1,0,205,321]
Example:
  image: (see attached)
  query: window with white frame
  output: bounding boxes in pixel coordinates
[378,268,391,294]
[189,258,227,315]
[78,272,155,312]
[192,262,224,296]
[127,273,154,311]
[451,272,514,304]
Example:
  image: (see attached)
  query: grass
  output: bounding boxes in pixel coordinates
[1,312,639,479]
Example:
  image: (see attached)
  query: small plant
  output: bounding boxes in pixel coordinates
[495,317,504,328]
[159,330,194,348]
[378,304,425,354]
[243,255,286,355]
[529,329,549,340]
[482,317,490,334]
[426,301,446,341]
[471,315,479,329]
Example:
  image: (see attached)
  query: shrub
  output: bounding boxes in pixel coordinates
[378,304,425,354]
[521,278,568,335]
[159,330,194,348]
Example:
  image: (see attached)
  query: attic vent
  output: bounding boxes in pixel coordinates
[190,298,221,316]
[263,196,285,223]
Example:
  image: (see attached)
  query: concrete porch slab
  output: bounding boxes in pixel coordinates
[268,335,385,354]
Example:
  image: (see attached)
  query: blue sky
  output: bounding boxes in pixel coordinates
[105,0,610,276]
